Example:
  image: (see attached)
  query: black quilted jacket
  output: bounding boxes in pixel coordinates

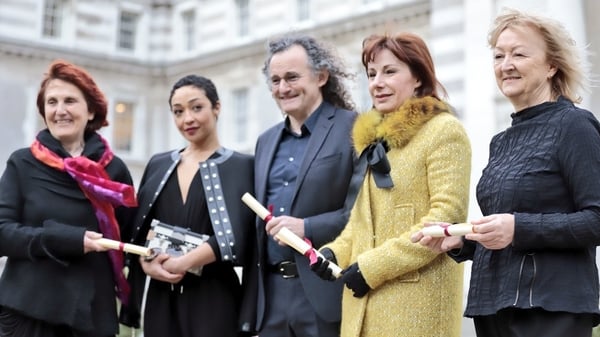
[455,97,600,324]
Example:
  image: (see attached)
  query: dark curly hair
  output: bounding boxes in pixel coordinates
[262,34,355,111]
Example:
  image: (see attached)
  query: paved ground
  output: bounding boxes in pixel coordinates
[462,317,477,337]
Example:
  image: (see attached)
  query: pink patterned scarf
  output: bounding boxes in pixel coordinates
[30,135,137,305]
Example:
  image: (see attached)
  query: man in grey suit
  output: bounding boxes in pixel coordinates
[253,34,358,337]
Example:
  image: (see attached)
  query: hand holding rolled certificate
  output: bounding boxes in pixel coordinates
[421,223,474,237]
[95,238,152,256]
[241,192,342,278]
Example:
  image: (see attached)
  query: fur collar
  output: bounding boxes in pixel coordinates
[352,96,452,154]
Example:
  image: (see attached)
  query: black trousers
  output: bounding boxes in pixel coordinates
[0,306,112,337]
[473,307,593,337]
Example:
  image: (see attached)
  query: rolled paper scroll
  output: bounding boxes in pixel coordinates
[96,238,152,257]
[421,223,474,237]
[241,192,343,278]
[275,227,343,278]
[241,192,272,221]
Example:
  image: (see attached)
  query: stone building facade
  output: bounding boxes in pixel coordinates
[0,1,598,335]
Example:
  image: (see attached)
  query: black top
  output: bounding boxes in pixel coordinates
[152,161,232,278]
[454,97,600,322]
[154,163,216,251]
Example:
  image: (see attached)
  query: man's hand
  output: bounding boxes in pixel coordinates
[265,215,305,245]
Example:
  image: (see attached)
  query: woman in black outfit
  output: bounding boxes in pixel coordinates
[120,75,257,337]
[413,8,600,337]
[0,60,136,337]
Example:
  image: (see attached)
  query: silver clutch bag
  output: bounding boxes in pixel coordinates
[145,219,209,276]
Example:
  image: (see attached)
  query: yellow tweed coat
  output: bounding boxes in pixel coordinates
[324,97,471,337]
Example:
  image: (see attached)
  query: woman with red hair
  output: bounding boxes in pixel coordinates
[312,33,471,337]
[0,59,136,337]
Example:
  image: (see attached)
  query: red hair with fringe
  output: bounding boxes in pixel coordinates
[36,59,108,132]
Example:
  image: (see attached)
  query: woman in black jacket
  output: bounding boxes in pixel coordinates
[413,8,600,337]
[0,60,136,337]
[120,75,257,337]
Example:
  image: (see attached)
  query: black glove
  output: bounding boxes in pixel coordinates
[341,263,371,298]
[310,248,336,281]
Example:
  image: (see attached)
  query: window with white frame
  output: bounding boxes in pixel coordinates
[118,11,138,51]
[232,88,248,143]
[113,101,134,152]
[182,9,196,51]
[42,0,62,38]
[236,0,249,37]
[297,0,310,21]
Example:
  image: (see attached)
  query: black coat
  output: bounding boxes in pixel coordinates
[0,130,134,335]
[120,148,258,334]
[455,97,600,323]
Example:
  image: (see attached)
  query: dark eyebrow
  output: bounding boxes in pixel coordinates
[382,63,402,69]
[272,71,300,79]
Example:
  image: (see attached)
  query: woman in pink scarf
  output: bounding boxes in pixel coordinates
[0,59,136,337]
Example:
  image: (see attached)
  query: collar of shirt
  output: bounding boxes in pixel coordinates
[283,102,324,137]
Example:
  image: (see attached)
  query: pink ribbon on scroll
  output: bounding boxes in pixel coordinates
[265,205,274,222]
[303,238,318,265]
[265,204,318,264]
[440,223,452,237]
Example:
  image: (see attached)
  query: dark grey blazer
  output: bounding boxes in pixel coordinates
[254,101,358,328]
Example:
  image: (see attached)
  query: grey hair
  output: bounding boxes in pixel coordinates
[262,34,355,111]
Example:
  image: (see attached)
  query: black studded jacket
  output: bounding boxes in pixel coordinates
[119,148,257,334]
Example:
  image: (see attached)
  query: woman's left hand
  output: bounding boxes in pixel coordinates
[162,254,191,275]
[140,254,184,283]
[341,263,371,298]
[466,213,515,250]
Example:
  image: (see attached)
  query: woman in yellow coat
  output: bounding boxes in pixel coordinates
[311,33,471,337]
